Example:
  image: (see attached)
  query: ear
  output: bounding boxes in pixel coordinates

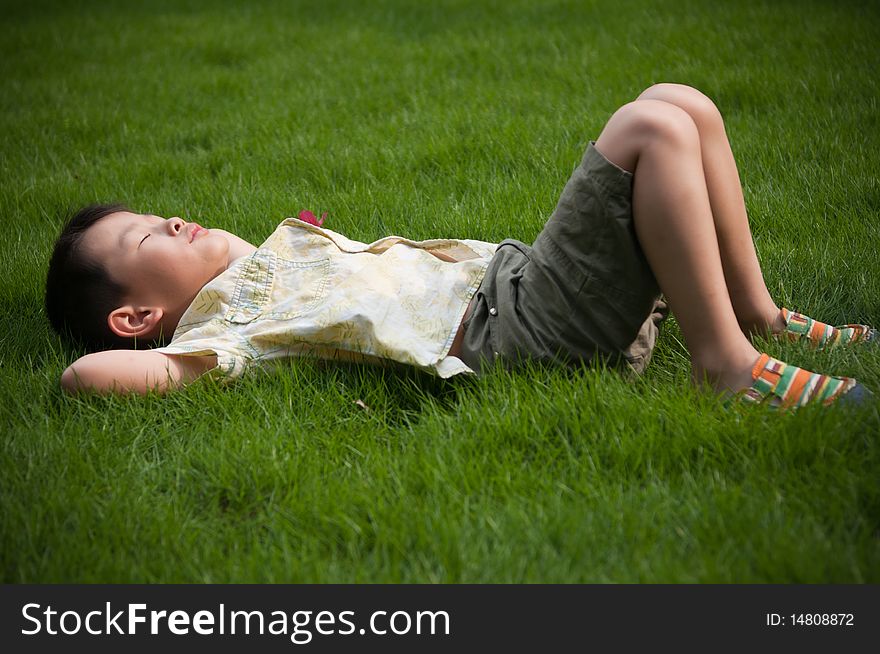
[107,305,165,340]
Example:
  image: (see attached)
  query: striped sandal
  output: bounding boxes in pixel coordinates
[739,353,870,409]
[778,307,877,349]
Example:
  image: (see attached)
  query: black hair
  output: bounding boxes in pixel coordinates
[45,203,150,351]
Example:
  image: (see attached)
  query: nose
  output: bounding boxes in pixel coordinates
[166,217,185,236]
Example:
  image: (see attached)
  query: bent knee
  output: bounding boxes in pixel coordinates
[637,83,723,132]
[595,100,699,171]
[611,99,700,149]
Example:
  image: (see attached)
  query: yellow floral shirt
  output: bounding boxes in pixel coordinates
[154,217,498,381]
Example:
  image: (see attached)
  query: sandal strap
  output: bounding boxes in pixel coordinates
[780,307,874,348]
[742,353,857,409]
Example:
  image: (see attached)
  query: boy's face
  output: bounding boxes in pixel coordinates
[82,211,230,319]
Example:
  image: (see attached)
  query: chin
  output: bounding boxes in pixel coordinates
[208,230,231,252]
[200,234,229,260]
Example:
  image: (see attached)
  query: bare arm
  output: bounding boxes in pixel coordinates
[60,349,217,395]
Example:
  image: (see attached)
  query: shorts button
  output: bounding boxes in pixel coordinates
[489,307,498,316]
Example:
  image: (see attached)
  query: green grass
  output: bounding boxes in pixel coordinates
[2,0,879,582]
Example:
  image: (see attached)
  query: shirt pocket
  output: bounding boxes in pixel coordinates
[266,256,331,320]
[225,250,330,324]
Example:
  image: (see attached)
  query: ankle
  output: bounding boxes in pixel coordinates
[770,308,786,334]
[691,348,762,394]
[739,306,784,337]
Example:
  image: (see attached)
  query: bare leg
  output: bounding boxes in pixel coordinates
[595,100,760,392]
[634,83,783,336]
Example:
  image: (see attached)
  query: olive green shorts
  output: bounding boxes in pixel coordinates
[459,141,668,375]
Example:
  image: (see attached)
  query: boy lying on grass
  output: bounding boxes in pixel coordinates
[46,83,876,408]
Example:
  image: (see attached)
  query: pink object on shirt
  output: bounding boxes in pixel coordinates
[298,210,327,227]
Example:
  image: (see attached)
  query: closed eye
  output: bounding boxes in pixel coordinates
[138,234,150,248]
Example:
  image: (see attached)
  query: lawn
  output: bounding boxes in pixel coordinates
[1,0,878,582]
